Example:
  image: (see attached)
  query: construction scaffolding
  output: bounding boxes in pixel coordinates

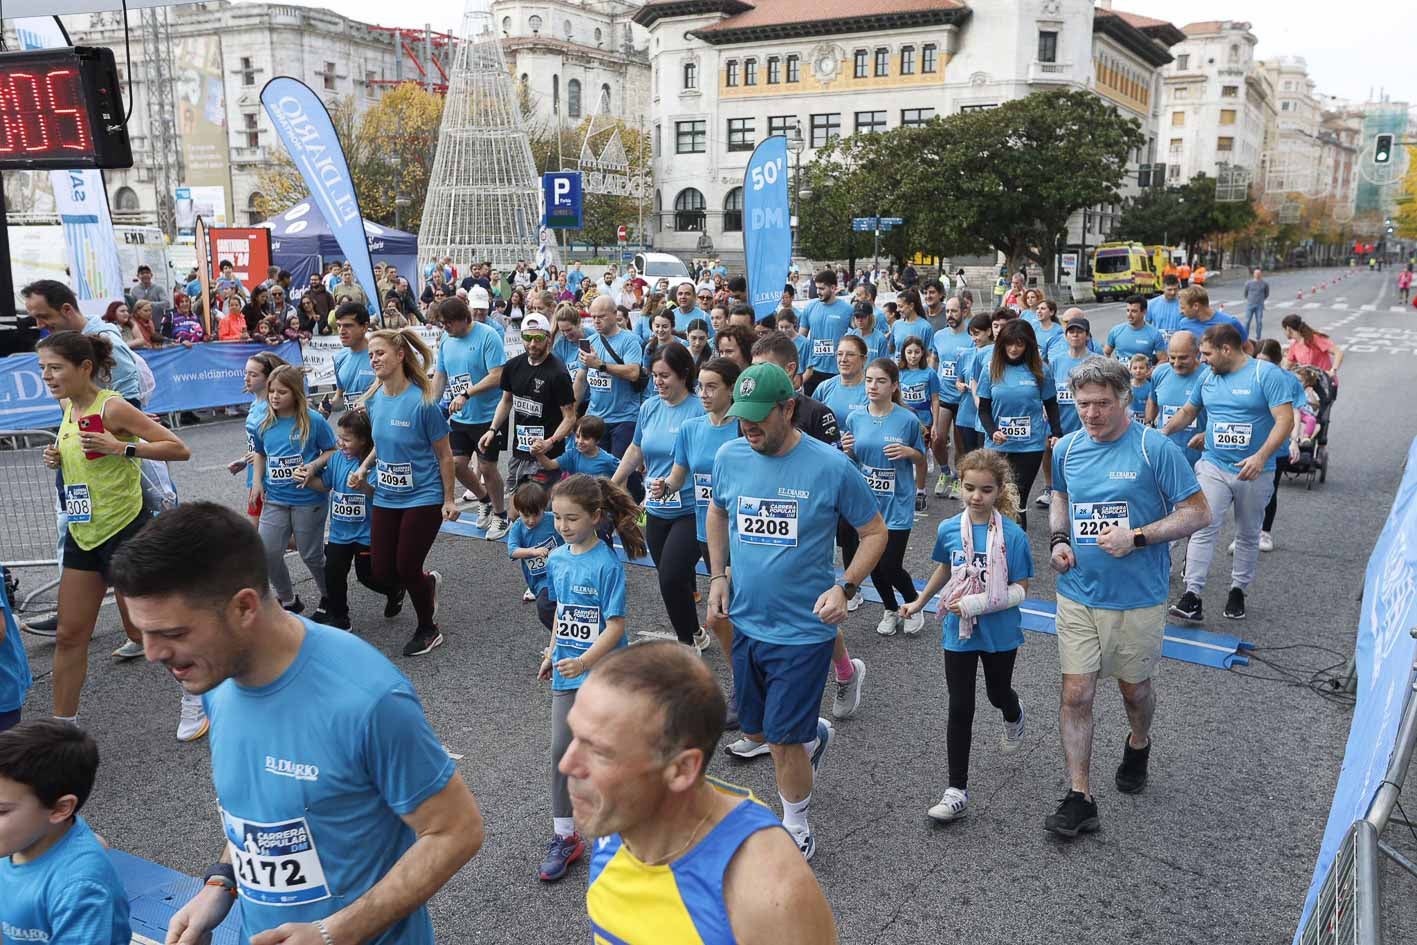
[139,6,182,239]
[418,0,546,272]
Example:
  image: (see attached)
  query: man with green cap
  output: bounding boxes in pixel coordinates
[705,362,887,861]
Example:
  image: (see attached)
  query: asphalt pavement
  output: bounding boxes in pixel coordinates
[10,266,1416,944]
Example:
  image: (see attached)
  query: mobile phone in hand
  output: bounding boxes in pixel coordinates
[578,339,594,354]
[77,414,105,460]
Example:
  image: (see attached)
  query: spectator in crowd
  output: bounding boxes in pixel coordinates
[257,265,282,292]
[103,301,152,350]
[267,284,296,325]
[127,264,170,320]
[219,297,250,342]
[334,268,369,309]
[167,293,205,344]
[242,286,271,335]
[304,272,336,332]
[214,260,247,302]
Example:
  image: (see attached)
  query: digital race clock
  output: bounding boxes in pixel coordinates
[0,46,132,171]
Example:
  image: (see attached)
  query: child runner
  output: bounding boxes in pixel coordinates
[537,474,645,883]
[901,449,1033,821]
[508,480,563,624]
[234,352,287,528]
[251,364,336,615]
[1128,354,1154,424]
[897,336,940,514]
[534,414,621,479]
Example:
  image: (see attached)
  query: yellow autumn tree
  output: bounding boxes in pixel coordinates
[1394,146,1417,240]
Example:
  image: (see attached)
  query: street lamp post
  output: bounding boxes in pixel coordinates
[787,123,805,263]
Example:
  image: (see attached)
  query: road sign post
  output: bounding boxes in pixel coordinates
[542,171,583,230]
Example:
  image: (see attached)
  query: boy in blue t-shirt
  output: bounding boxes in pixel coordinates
[507,480,564,622]
[534,414,620,480]
[0,721,131,945]
[1127,354,1154,424]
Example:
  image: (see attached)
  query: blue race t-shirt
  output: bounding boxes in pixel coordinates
[1129,381,1152,422]
[324,450,373,546]
[0,581,31,713]
[0,816,130,945]
[846,403,926,530]
[366,385,451,508]
[932,514,1034,653]
[204,621,455,945]
[712,435,879,645]
[1107,323,1166,362]
[560,445,620,479]
[889,318,934,356]
[83,316,141,402]
[1047,349,1090,435]
[790,333,811,372]
[802,297,853,374]
[813,374,868,432]
[244,399,271,489]
[333,347,376,401]
[1023,315,1063,355]
[635,394,704,519]
[508,513,562,595]
[673,413,742,542]
[437,322,507,424]
[1043,333,1101,361]
[898,367,940,425]
[1150,363,1207,466]
[545,541,627,690]
[1146,294,1183,339]
[552,330,597,377]
[846,325,890,362]
[1052,424,1201,610]
[1178,310,1248,345]
[930,326,971,405]
[1188,356,1292,473]
[255,410,337,507]
[955,346,983,429]
[585,330,644,424]
[976,361,1055,452]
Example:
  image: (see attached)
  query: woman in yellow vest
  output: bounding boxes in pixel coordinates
[38,331,191,730]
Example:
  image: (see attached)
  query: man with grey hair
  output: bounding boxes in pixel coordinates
[1045,356,1210,838]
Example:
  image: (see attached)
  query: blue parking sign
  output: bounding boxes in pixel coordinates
[543,172,583,230]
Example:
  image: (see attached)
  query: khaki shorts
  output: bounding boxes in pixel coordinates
[1055,594,1166,683]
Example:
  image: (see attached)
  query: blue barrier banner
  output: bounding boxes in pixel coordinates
[261,77,379,316]
[1294,435,1417,940]
[0,342,303,429]
[742,136,791,320]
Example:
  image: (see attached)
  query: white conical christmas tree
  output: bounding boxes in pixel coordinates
[418,0,551,274]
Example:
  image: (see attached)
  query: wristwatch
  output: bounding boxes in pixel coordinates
[840,581,859,600]
[1132,528,1147,548]
[124,443,138,459]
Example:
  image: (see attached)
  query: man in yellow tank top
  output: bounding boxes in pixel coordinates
[563,642,836,945]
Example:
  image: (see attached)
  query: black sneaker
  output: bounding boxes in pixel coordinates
[313,611,352,631]
[1115,738,1151,794]
[1168,591,1202,622]
[1223,587,1246,620]
[384,590,406,619]
[20,613,58,636]
[1044,791,1100,838]
[282,596,305,614]
[403,625,444,657]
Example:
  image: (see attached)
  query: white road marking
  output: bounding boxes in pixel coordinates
[1361,304,1377,311]
[1303,302,1321,309]
[1331,302,1348,310]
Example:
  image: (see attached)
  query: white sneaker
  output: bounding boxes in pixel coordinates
[831,658,865,719]
[875,611,901,636]
[723,736,771,759]
[934,472,949,497]
[790,825,816,862]
[692,626,713,652]
[474,503,494,530]
[948,480,962,500]
[428,570,443,622]
[112,639,145,661]
[902,610,925,636]
[847,593,862,613]
[522,588,535,602]
[927,787,969,822]
[1001,706,1025,753]
[1227,539,1236,555]
[484,516,511,541]
[1259,531,1275,552]
[177,693,209,742]
[457,489,480,506]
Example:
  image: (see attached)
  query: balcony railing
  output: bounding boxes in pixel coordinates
[1028,60,1072,84]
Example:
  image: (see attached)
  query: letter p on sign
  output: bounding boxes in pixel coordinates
[554,178,571,204]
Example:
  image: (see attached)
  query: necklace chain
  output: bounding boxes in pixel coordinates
[624,807,715,867]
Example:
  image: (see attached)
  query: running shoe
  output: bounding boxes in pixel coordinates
[875,612,900,636]
[902,610,925,636]
[1115,737,1151,794]
[20,613,57,637]
[456,489,480,506]
[1034,489,1051,508]
[314,612,352,630]
[948,479,962,500]
[724,702,740,730]
[1258,531,1275,552]
[927,787,969,822]
[809,718,834,778]
[403,625,444,657]
[724,737,771,759]
[282,596,304,614]
[791,826,816,862]
[112,639,145,661]
[692,626,713,653]
[474,502,494,530]
[177,693,209,743]
[915,492,928,515]
[384,590,405,619]
[846,593,862,613]
[538,833,585,882]
[831,658,866,720]
[1001,706,1026,753]
[1168,591,1203,622]
[485,516,511,541]
[522,588,535,602]
[1223,587,1246,620]
[934,472,949,497]
[1227,539,1235,555]
[1044,791,1100,838]
[429,570,443,622]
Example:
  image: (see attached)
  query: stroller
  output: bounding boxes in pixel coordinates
[1281,366,1331,490]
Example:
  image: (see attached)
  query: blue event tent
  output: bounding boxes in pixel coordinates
[261,198,418,296]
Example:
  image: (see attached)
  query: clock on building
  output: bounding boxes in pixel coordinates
[809,43,843,83]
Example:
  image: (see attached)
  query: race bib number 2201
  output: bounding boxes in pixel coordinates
[1071,501,1131,546]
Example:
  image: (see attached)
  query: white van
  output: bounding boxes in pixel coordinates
[633,252,692,283]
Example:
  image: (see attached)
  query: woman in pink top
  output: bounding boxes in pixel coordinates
[1399,267,1413,303]
[1281,314,1343,399]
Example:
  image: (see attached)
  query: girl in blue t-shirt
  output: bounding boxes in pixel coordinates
[302,410,402,630]
[236,351,286,526]
[975,320,1063,528]
[901,449,1033,823]
[537,473,645,882]
[252,365,336,615]
[897,336,940,512]
[1128,353,1154,424]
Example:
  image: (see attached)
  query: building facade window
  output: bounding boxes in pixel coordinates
[1171,111,1185,126]
[567,79,582,118]
[653,123,660,158]
[528,14,542,31]
[683,62,697,90]
[786,55,800,83]
[243,112,259,148]
[809,113,840,148]
[1228,44,1239,63]
[855,110,887,134]
[322,62,337,91]
[114,186,140,211]
[723,187,743,232]
[853,49,868,79]
[1175,86,1189,98]
[900,46,915,75]
[676,120,706,154]
[728,118,755,151]
[768,115,795,138]
[553,75,560,114]
[1037,30,1058,64]
[240,56,255,86]
[1221,84,1238,97]
[767,56,781,84]
[874,48,889,77]
[922,44,937,73]
[744,59,757,86]
[675,188,706,231]
[1219,109,1236,125]
[1217,136,1234,151]
[1176,53,1189,70]
[502,15,512,31]
[601,84,611,112]
[901,107,935,127]
[959,103,996,113]
[726,61,738,87]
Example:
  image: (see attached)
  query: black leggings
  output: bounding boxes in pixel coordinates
[646,513,702,644]
[943,648,1022,790]
[323,541,397,619]
[370,504,443,628]
[838,525,919,611]
[1003,450,1045,529]
[1262,461,1286,532]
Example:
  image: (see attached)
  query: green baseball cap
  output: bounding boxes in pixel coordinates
[727,362,796,423]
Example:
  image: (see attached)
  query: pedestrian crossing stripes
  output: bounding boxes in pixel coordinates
[1362,304,1377,311]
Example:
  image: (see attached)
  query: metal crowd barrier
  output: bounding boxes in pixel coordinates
[0,429,60,615]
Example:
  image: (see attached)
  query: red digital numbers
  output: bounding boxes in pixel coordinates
[0,68,91,156]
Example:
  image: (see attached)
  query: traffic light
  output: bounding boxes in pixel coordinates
[1375,133,1394,164]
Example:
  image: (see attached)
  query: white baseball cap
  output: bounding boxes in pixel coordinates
[522,313,551,333]
[469,286,490,309]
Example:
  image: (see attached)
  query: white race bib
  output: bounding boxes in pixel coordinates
[587,369,612,391]
[863,465,896,494]
[376,460,414,492]
[1070,501,1131,546]
[647,489,683,510]
[1212,421,1253,449]
[330,492,366,522]
[516,425,545,453]
[998,415,1031,439]
[449,373,473,396]
[736,496,799,547]
[527,538,557,574]
[901,383,927,407]
[694,472,713,507]
[812,338,835,357]
[63,484,92,523]
[266,454,301,484]
[1056,385,1075,405]
[223,810,331,906]
[939,361,957,381]
[1160,404,1196,431]
[555,603,602,647]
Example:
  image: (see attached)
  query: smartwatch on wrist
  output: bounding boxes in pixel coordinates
[840,582,859,600]
[1132,528,1147,548]
[124,443,138,459]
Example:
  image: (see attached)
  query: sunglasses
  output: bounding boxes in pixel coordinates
[521,333,548,343]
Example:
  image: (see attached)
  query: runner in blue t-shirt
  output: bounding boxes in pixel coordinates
[706,362,887,861]
[1023,297,1064,357]
[536,414,621,479]
[507,479,564,622]
[928,296,971,497]
[896,336,939,513]
[1127,354,1154,423]
[843,360,927,637]
[846,303,890,361]
[324,304,377,414]
[1105,296,1167,364]
[811,335,869,433]
[1163,322,1292,624]
[108,505,484,945]
[953,314,993,458]
[357,329,456,657]
[1047,319,1093,436]
[889,287,934,355]
[237,351,286,526]
[1177,285,1249,349]
[1145,330,1206,466]
[576,297,645,494]
[1146,276,1183,341]
[799,270,853,395]
[1046,356,1209,839]
[975,320,1062,524]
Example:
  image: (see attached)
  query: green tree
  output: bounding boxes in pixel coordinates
[526,118,650,253]
[1115,173,1256,256]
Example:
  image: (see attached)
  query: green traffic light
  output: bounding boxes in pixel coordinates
[1375,134,1394,165]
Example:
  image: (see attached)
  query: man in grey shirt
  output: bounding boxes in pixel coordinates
[1242,268,1269,339]
[127,264,170,320]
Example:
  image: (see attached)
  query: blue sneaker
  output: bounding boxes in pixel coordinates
[809,718,834,778]
[538,833,585,882]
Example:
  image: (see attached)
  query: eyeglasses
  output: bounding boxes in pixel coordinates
[521,333,548,342]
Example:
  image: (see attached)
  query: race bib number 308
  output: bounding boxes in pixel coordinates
[736,497,799,547]
[1071,501,1131,546]
[63,484,93,523]
[222,809,331,906]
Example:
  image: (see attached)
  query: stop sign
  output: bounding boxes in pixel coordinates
[617,225,628,242]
